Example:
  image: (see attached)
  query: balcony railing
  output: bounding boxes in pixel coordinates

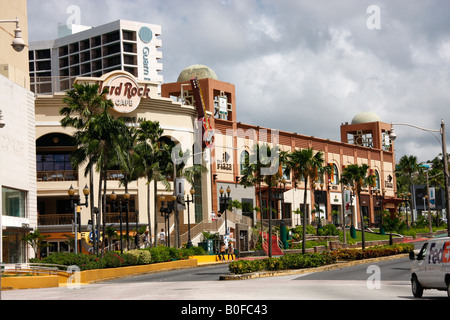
[37,170,78,182]
[38,212,139,226]
[36,170,128,182]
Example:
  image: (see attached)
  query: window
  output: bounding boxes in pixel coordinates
[374,170,380,190]
[331,164,339,185]
[240,150,249,174]
[37,153,73,171]
[2,187,26,218]
[282,166,290,181]
[241,198,253,218]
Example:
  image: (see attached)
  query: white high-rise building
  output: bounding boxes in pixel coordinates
[29,20,162,94]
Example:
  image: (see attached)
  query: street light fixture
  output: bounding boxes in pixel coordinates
[110,191,123,254]
[390,119,450,237]
[0,18,25,52]
[219,186,231,238]
[185,188,195,248]
[159,195,176,247]
[68,184,90,254]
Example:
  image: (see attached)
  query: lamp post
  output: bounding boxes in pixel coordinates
[346,186,357,239]
[68,184,90,254]
[124,191,130,250]
[219,186,231,238]
[372,189,386,234]
[312,181,324,231]
[390,119,450,237]
[159,195,176,247]
[185,188,195,248]
[110,191,123,254]
[399,192,412,228]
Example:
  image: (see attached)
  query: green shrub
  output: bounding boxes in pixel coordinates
[325,243,414,261]
[322,224,339,236]
[228,253,336,274]
[126,249,152,264]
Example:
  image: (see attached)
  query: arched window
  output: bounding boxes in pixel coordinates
[374,170,380,190]
[331,164,339,185]
[240,150,249,174]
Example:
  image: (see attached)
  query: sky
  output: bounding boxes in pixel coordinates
[26,0,450,164]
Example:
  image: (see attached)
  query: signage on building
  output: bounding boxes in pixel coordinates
[88,71,152,114]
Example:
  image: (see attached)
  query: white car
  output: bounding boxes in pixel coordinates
[409,237,450,298]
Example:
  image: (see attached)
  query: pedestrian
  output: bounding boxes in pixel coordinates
[143,230,149,248]
[228,242,234,261]
[159,229,165,246]
[219,242,226,261]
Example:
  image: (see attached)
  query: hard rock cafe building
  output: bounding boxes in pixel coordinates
[34,64,399,255]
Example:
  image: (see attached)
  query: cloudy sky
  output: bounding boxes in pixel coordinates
[27,0,450,163]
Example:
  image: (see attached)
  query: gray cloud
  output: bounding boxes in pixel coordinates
[27,0,450,163]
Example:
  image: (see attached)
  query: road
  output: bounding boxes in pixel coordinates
[2,242,448,302]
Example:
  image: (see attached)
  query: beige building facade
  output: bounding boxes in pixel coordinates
[0,0,36,263]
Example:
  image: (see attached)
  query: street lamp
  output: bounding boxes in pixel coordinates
[159,195,176,247]
[312,181,324,231]
[346,186,357,239]
[219,186,231,237]
[185,188,195,248]
[372,189,386,234]
[390,119,450,237]
[110,191,124,254]
[0,18,25,52]
[68,184,90,254]
[124,191,130,250]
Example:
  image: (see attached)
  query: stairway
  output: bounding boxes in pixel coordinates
[261,232,284,256]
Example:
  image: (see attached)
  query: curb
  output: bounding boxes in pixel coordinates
[219,253,410,280]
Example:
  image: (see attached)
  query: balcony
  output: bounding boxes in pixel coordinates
[37,170,78,182]
[38,212,139,226]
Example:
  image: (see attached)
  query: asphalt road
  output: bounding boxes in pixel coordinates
[2,241,448,302]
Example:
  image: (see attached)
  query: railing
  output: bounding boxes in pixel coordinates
[0,263,73,276]
[37,170,78,182]
[36,170,128,182]
[104,212,138,224]
[38,213,73,226]
[38,211,138,226]
[106,170,124,181]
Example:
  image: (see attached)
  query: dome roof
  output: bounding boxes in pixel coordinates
[177,64,218,82]
[351,112,382,124]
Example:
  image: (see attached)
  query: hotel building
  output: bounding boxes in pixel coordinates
[29,19,162,94]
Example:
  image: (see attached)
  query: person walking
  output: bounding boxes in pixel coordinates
[159,229,165,246]
[228,242,234,261]
[219,242,226,261]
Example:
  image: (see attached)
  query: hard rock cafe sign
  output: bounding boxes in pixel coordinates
[76,71,153,114]
[99,71,150,113]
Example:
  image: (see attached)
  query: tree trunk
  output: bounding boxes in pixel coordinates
[358,192,365,250]
[147,179,152,248]
[302,177,309,255]
[154,179,158,247]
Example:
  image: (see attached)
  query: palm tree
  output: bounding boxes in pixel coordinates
[60,82,113,255]
[340,163,375,250]
[71,110,129,252]
[240,143,280,257]
[134,121,172,247]
[396,155,421,226]
[285,148,328,254]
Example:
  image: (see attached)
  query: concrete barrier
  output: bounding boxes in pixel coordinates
[1,258,200,290]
